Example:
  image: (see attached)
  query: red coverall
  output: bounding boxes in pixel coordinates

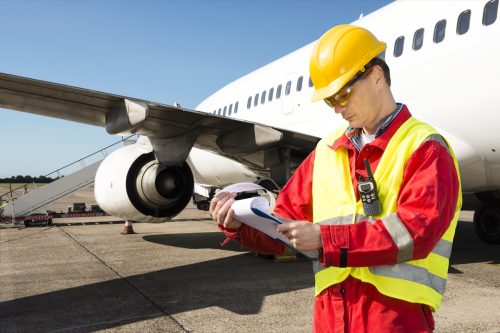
[219,106,460,332]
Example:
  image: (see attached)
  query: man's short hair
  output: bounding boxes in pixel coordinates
[366,57,391,87]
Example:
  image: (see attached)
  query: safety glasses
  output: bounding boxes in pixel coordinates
[324,86,353,108]
[324,67,371,109]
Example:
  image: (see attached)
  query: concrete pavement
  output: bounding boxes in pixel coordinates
[1,209,499,332]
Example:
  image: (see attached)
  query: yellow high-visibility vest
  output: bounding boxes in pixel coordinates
[312,117,462,311]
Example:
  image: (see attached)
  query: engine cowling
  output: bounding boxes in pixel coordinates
[95,144,193,222]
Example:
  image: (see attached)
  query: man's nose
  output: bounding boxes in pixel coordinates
[334,105,346,114]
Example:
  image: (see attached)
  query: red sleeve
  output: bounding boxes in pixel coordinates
[273,150,315,221]
[321,140,460,267]
[217,224,284,255]
[218,150,316,255]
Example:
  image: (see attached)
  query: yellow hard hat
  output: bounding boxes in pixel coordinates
[310,24,386,102]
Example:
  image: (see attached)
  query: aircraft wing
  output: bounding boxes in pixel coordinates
[0,72,318,179]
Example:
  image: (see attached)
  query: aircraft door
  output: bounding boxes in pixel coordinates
[281,72,297,115]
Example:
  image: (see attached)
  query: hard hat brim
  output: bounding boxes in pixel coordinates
[311,68,358,102]
[310,41,387,102]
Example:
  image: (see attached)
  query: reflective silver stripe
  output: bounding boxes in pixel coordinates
[370,263,446,295]
[380,213,414,263]
[314,262,448,295]
[432,239,453,258]
[425,134,451,155]
[355,214,377,224]
[317,214,377,226]
[317,215,354,225]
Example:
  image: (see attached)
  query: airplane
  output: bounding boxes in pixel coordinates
[0,0,499,244]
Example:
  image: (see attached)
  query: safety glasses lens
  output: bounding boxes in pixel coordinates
[324,88,351,109]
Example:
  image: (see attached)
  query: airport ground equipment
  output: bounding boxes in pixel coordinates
[22,212,52,227]
[1,161,101,218]
[0,210,110,224]
[0,137,133,219]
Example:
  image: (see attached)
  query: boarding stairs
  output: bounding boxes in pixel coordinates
[0,136,136,219]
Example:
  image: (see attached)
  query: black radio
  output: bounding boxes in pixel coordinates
[358,158,381,216]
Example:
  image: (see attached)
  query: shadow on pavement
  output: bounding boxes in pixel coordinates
[143,232,248,251]
[6,219,497,332]
[1,232,313,332]
[450,220,500,266]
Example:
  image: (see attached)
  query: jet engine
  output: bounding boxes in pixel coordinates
[94,143,193,222]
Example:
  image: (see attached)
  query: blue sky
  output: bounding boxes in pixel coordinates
[0,0,392,178]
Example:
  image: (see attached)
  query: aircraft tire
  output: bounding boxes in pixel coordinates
[196,201,209,211]
[473,202,500,244]
[200,202,210,211]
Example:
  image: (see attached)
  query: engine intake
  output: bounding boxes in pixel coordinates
[127,153,193,217]
[95,144,193,222]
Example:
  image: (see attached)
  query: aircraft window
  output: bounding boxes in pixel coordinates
[254,93,259,107]
[413,28,424,50]
[457,10,471,35]
[285,80,292,96]
[223,106,227,116]
[268,87,274,102]
[394,36,404,57]
[261,90,267,104]
[228,104,233,116]
[308,76,313,88]
[276,84,282,99]
[218,108,222,115]
[247,96,252,109]
[434,19,447,43]
[296,76,303,92]
[234,102,239,114]
[483,0,498,25]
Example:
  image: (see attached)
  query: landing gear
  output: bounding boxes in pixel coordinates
[192,189,214,211]
[473,201,500,244]
[196,201,210,211]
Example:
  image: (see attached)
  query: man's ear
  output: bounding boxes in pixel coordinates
[371,65,385,88]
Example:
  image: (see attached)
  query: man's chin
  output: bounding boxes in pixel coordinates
[347,120,358,128]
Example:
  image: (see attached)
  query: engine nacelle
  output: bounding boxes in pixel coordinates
[95,144,194,222]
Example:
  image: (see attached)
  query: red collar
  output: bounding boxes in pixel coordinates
[329,105,412,151]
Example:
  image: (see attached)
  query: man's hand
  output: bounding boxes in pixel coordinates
[209,191,242,230]
[277,221,321,251]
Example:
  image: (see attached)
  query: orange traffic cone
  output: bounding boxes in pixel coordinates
[121,220,135,235]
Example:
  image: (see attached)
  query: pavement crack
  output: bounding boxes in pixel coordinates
[57,227,191,332]
[0,226,52,244]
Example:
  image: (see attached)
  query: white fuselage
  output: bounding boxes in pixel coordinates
[194,0,500,194]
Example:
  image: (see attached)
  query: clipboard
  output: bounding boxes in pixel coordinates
[231,196,318,259]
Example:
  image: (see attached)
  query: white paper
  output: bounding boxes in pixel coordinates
[222,182,276,212]
[231,197,289,243]
[230,195,318,259]
[222,182,265,193]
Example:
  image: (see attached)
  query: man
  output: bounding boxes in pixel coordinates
[210,25,461,332]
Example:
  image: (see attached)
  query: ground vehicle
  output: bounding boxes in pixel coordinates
[23,212,53,227]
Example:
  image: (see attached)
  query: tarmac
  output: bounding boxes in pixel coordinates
[1,209,499,333]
